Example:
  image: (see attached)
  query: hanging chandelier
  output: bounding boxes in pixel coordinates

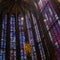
[24,42,33,56]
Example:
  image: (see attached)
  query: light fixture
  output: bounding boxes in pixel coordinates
[21,17,24,21]
[24,43,32,56]
[44,19,47,22]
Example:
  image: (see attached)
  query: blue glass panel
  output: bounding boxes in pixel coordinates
[10,15,16,60]
[18,15,27,60]
[0,15,7,60]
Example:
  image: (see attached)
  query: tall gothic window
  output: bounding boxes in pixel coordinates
[10,15,16,60]
[38,0,60,60]
[0,15,7,60]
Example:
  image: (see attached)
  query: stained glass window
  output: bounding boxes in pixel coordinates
[38,0,60,59]
[38,0,48,11]
[25,14,37,60]
[0,15,7,60]
[18,15,27,60]
[42,1,59,28]
[31,14,46,60]
[10,15,16,60]
[42,1,60,48]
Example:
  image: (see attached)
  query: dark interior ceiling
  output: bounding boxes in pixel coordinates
[0,0,39,14]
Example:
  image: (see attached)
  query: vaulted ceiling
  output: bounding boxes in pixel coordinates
[0,0,39,14]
